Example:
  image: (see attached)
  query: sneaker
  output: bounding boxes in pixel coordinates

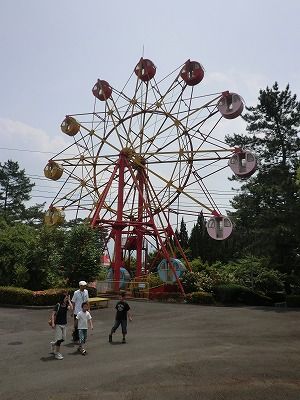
[109,334,112,343]
[81,349,87,355]
[54,352,64,360]
[50,341,55,354]
[122,338,126,344]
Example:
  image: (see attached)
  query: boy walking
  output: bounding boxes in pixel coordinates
[76,302,93,355]
[51,293,73,360]
[109,292,132,344]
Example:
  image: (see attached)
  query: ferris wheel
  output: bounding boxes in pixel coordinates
[43,58,256,293]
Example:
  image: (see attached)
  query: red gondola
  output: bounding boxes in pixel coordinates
[134,58,156,82]
[92,79,112,101]
[180,60,204,86]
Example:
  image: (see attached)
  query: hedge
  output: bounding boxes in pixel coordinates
[185,291,215,305]
[150,292,183,302]
[213,284,272,306]
[0,286,97,306]
[266,291,286,304]
[286,295,300,307]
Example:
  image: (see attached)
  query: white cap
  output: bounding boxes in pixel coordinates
[79,280,87,286]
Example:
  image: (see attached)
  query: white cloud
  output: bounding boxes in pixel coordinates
[0,118,72,208]
[0,118,69,160]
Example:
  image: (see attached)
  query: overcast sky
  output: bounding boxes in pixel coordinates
[1,0,299,224]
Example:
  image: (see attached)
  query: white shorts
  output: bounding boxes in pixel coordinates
[54,325,67,342]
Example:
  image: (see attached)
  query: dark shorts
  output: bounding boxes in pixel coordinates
[112,320,127,334]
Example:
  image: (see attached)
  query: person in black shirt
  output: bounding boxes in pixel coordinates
[50,293,73,360]
[109,292,132,344]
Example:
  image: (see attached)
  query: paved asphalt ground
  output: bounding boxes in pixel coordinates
[0,302,299,400]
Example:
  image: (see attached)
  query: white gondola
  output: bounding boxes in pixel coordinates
[229,150,257,178]
[206,215,233,240]
[217,92,244,119]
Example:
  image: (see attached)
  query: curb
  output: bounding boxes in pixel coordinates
[0,304,54,310]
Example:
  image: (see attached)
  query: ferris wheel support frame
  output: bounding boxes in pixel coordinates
[91,151,191,294]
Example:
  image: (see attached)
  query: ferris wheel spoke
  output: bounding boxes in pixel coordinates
[129,79,187,153]
[74,185,84,220]
[193,114,223,152]
[119,78,147,147]
[109,97,137,149]
[145,164,214,213]
[49,156,89,204]
[175,96,221,135]
[140,89,189,156]
[58,187,99,211]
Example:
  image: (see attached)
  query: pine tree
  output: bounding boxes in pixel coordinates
[0,160,34,222]
[179,217,189,249]
[189,211,206,259]
[226,83,300,273]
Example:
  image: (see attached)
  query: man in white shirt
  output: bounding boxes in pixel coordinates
[71,281,89,342]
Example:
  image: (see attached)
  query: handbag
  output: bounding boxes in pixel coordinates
[48,303,60,326]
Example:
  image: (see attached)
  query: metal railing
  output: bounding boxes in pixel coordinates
[96,280,149,299]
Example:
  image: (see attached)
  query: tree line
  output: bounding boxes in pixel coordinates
[0,160,105,289]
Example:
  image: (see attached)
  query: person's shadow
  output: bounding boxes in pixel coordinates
[40,355,55,362]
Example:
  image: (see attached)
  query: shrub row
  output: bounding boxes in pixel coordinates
[0,286,97,306]
[286,295,300,307]
[213,284,272,306]
[150,292,183,302]
[185,291,215,305]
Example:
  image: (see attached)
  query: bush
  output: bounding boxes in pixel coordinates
[0,286,33,305]
[212,256,285,294]
[213,284,272,306]
[286,295,300,307]
[150,292,183,302]
[32,288,69,306]
[254,270,284,293]
[186,291,215,305]
[180,271,199,293]
[180,270,222,294]
[266,291,286,303]
[86,286,97,297]
[97,267,108,281]
[0,286,97,306]
[147,274,163,288]
[189,258,206,272]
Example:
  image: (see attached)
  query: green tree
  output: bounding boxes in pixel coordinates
[296,167,300,187]
[226,83,300,274]
[178,217,189,250]
[189,212,207,259]
[21,203,46,226]
[0,160,44,224]
[0,220,37,287]
[62,224,105,286]
[0,160,34,222]
[27,226,66,290]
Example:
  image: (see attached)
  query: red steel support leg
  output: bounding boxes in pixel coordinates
[136,170,144,278]
[114,155,125,291]
[125,161,186,295]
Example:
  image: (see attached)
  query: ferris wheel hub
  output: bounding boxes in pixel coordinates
[120,147,135,157]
